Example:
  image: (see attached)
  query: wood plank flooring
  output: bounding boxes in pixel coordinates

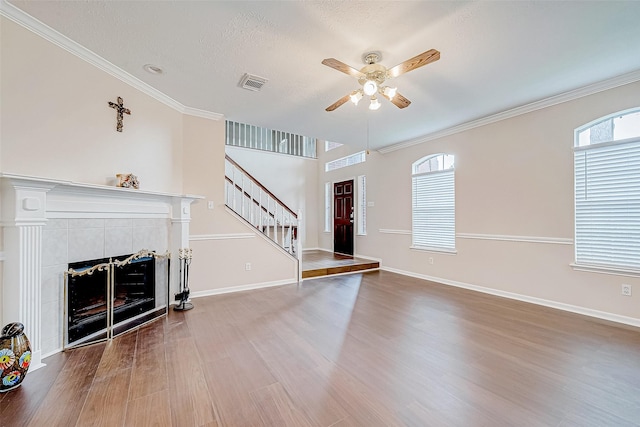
[301,250,379,279]
[2,270,640,426]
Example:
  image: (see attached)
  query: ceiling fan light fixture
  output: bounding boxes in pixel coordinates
[363,79,377,96]
[350,90,363,105]
[383,86,397,100]
[369,96,381,111]
[322,49,439,112]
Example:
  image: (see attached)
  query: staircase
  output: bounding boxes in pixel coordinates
[224,155,300,261]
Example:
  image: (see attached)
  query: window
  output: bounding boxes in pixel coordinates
[325,141,343,152]
[574,108,640,271]
[411,154,456,252]
[324,182,331,232]
[325,151,366,172]
[357,175,367,235]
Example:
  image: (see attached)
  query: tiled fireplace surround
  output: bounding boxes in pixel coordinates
[1,175,201,370]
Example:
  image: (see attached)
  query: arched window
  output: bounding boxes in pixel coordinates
[574,107,640,271]
[411,154,456,252]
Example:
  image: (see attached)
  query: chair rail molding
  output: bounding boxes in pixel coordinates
[456,233,574,245]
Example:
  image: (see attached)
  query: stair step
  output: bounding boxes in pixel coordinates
[302,261,380,279]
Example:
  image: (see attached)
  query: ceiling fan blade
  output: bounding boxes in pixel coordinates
[322,58,364,78]
[387,92,411,109]
[326,94,351,112]
[387,49,440,78]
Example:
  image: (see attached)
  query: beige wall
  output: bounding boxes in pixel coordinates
[1,17,297,305]
[182,116,298,294]
[319,81,640,322]
[1,18,183,193]
[5,13,638,324]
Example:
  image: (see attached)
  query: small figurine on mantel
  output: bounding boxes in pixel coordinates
[116,173,139,189]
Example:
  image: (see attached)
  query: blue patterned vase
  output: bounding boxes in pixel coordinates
[0,322,31,392]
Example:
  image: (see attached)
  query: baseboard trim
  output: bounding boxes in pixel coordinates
[381,266,640,328]
[353,253,383,263]
[190,278,296,299]
[42,348,63,360]
[303,247,332,253]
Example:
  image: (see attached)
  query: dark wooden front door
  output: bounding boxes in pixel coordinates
[334,180,354,256]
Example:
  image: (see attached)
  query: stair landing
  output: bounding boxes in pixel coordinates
[302,250,380,279]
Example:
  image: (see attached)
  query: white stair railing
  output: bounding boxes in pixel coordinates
[224,155,299,258]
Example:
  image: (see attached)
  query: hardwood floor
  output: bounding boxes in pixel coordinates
[2,270,640,426]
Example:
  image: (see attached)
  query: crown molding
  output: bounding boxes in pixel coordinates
[0,1,223,121]
[182,106,224,121]
[379,68,640,154]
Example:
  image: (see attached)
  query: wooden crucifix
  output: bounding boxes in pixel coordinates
[108,96,131,132]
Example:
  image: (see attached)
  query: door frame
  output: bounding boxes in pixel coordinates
[331,176,357,256]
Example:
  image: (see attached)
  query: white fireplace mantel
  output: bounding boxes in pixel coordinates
[1,173,203,369]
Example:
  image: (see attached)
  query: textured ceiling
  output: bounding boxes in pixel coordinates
[7,1,640,150]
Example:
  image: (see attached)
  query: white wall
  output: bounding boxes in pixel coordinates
[318,81,640,324]
[225,145,319,249]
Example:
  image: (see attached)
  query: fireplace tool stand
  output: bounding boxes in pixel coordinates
[174,248,193,311]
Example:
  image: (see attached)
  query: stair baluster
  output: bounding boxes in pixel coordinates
[224,155,299,260]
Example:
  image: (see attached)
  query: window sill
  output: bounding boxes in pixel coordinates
[570,263,640,278]
[410,246,457,255]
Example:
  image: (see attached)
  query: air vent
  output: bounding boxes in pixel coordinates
[239,73,268,91]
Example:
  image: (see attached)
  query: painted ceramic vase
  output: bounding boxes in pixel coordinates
[0,322,31,393]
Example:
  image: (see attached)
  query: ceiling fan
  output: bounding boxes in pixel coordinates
[322,49,440,112]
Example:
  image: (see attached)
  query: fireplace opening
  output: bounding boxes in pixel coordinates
[67,254,156,345]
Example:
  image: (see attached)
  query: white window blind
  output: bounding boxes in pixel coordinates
[357,175,366,235]
[412,169,455,251]
[574,138,640,270]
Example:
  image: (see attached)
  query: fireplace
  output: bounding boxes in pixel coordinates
[65,251,168,347]
[64,249,169,347]
[1,174,200,369]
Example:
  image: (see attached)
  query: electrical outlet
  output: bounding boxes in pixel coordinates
[622,284,632,296]
[245,262,252,271]
[429,257,434,265]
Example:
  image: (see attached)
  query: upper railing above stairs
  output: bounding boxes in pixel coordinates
[224,155,300,262]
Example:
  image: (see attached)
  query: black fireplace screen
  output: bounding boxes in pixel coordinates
[67,254,156,345]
